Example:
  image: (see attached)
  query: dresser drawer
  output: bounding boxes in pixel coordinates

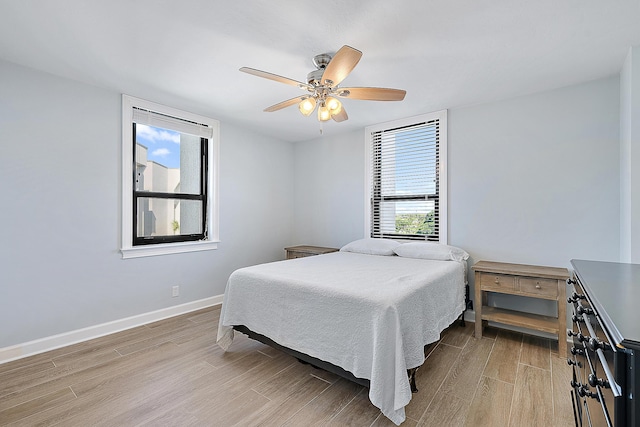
[519,277,557,298]
[479,273,516,292]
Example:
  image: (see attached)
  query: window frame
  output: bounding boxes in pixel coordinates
[121,95,220,259]
[132,122,208,246]
[364,110,448,244]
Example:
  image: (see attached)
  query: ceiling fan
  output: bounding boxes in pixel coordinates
[240,45,406,123]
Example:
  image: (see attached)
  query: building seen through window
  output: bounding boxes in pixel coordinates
[134,123,206,244]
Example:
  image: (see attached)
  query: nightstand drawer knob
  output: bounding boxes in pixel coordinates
[494,278,499,284]
[535,282,541,289]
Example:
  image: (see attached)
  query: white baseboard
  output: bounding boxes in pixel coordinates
[463,309,475,323]
[0,295,223,365]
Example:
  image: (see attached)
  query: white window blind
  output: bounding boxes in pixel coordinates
[132,107,214,139]
[369,116,442,241]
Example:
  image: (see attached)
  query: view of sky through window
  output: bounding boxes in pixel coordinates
[392,126,436,196]
[383,125,436,215]
[136,124,181,169]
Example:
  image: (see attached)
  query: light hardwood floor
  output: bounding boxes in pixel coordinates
[0,306,574,426]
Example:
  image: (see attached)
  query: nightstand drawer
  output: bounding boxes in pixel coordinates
[519,277,557,298]
[287,252,309,259]
[479,273,516,292]
[285,245,338,260]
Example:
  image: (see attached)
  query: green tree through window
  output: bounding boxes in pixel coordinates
[395,211,436,235]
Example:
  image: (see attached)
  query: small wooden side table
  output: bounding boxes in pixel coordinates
[284,245,339,260]
[473,260,569,356]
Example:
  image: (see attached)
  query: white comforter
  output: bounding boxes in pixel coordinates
[217,251,466,425]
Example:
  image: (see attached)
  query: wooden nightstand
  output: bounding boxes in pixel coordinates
[472,260,569,356]
[284,245,339,260]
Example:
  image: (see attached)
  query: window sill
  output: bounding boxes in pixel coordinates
[121,240,219,259]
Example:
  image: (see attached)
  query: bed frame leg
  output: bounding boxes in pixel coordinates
[459,282,470,327]
[407,368,418,393]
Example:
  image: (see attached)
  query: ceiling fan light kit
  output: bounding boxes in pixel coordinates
[240,45,406,123]
[326,97,342,113]
[298,97,316,116]
[318,101,331,122]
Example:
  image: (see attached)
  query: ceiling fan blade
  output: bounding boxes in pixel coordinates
[321,45,362,87]
[240,67,312,89]
[337,87,406,101]
[332,107,348,122]
[264,96,307,112]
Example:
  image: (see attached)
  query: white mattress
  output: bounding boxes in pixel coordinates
[217,251,466,425]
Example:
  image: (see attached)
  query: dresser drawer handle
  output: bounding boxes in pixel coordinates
[494,278,499,284]
[535,282,541,289]
[581,313,622,398]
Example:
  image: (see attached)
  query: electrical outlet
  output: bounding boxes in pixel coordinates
[172,285,180,297]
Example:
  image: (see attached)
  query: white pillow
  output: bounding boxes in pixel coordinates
[340,238,400,256]
[393,242,469,262]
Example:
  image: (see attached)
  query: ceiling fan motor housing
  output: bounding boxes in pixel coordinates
[307,53,333,85]
[307,68,324,85]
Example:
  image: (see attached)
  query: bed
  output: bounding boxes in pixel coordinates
[217,239,469,425]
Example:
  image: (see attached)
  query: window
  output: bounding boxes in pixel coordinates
[365,111,447,243]
[121,95,219,259]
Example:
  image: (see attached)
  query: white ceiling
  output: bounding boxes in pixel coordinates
[1,1,639,142]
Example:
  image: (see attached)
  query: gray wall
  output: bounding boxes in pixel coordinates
[449,76,620,268]
[620,46,640,263]
[0,59,295,348]
[292,130,365,248]
[293,76,621,314]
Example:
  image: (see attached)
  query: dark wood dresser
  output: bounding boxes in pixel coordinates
[568,259,640,427]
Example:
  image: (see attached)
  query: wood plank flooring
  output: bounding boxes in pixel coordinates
[0,306,573,426]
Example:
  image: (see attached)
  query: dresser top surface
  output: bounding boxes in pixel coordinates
[472,260,569,279]
[571,259,640,348]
